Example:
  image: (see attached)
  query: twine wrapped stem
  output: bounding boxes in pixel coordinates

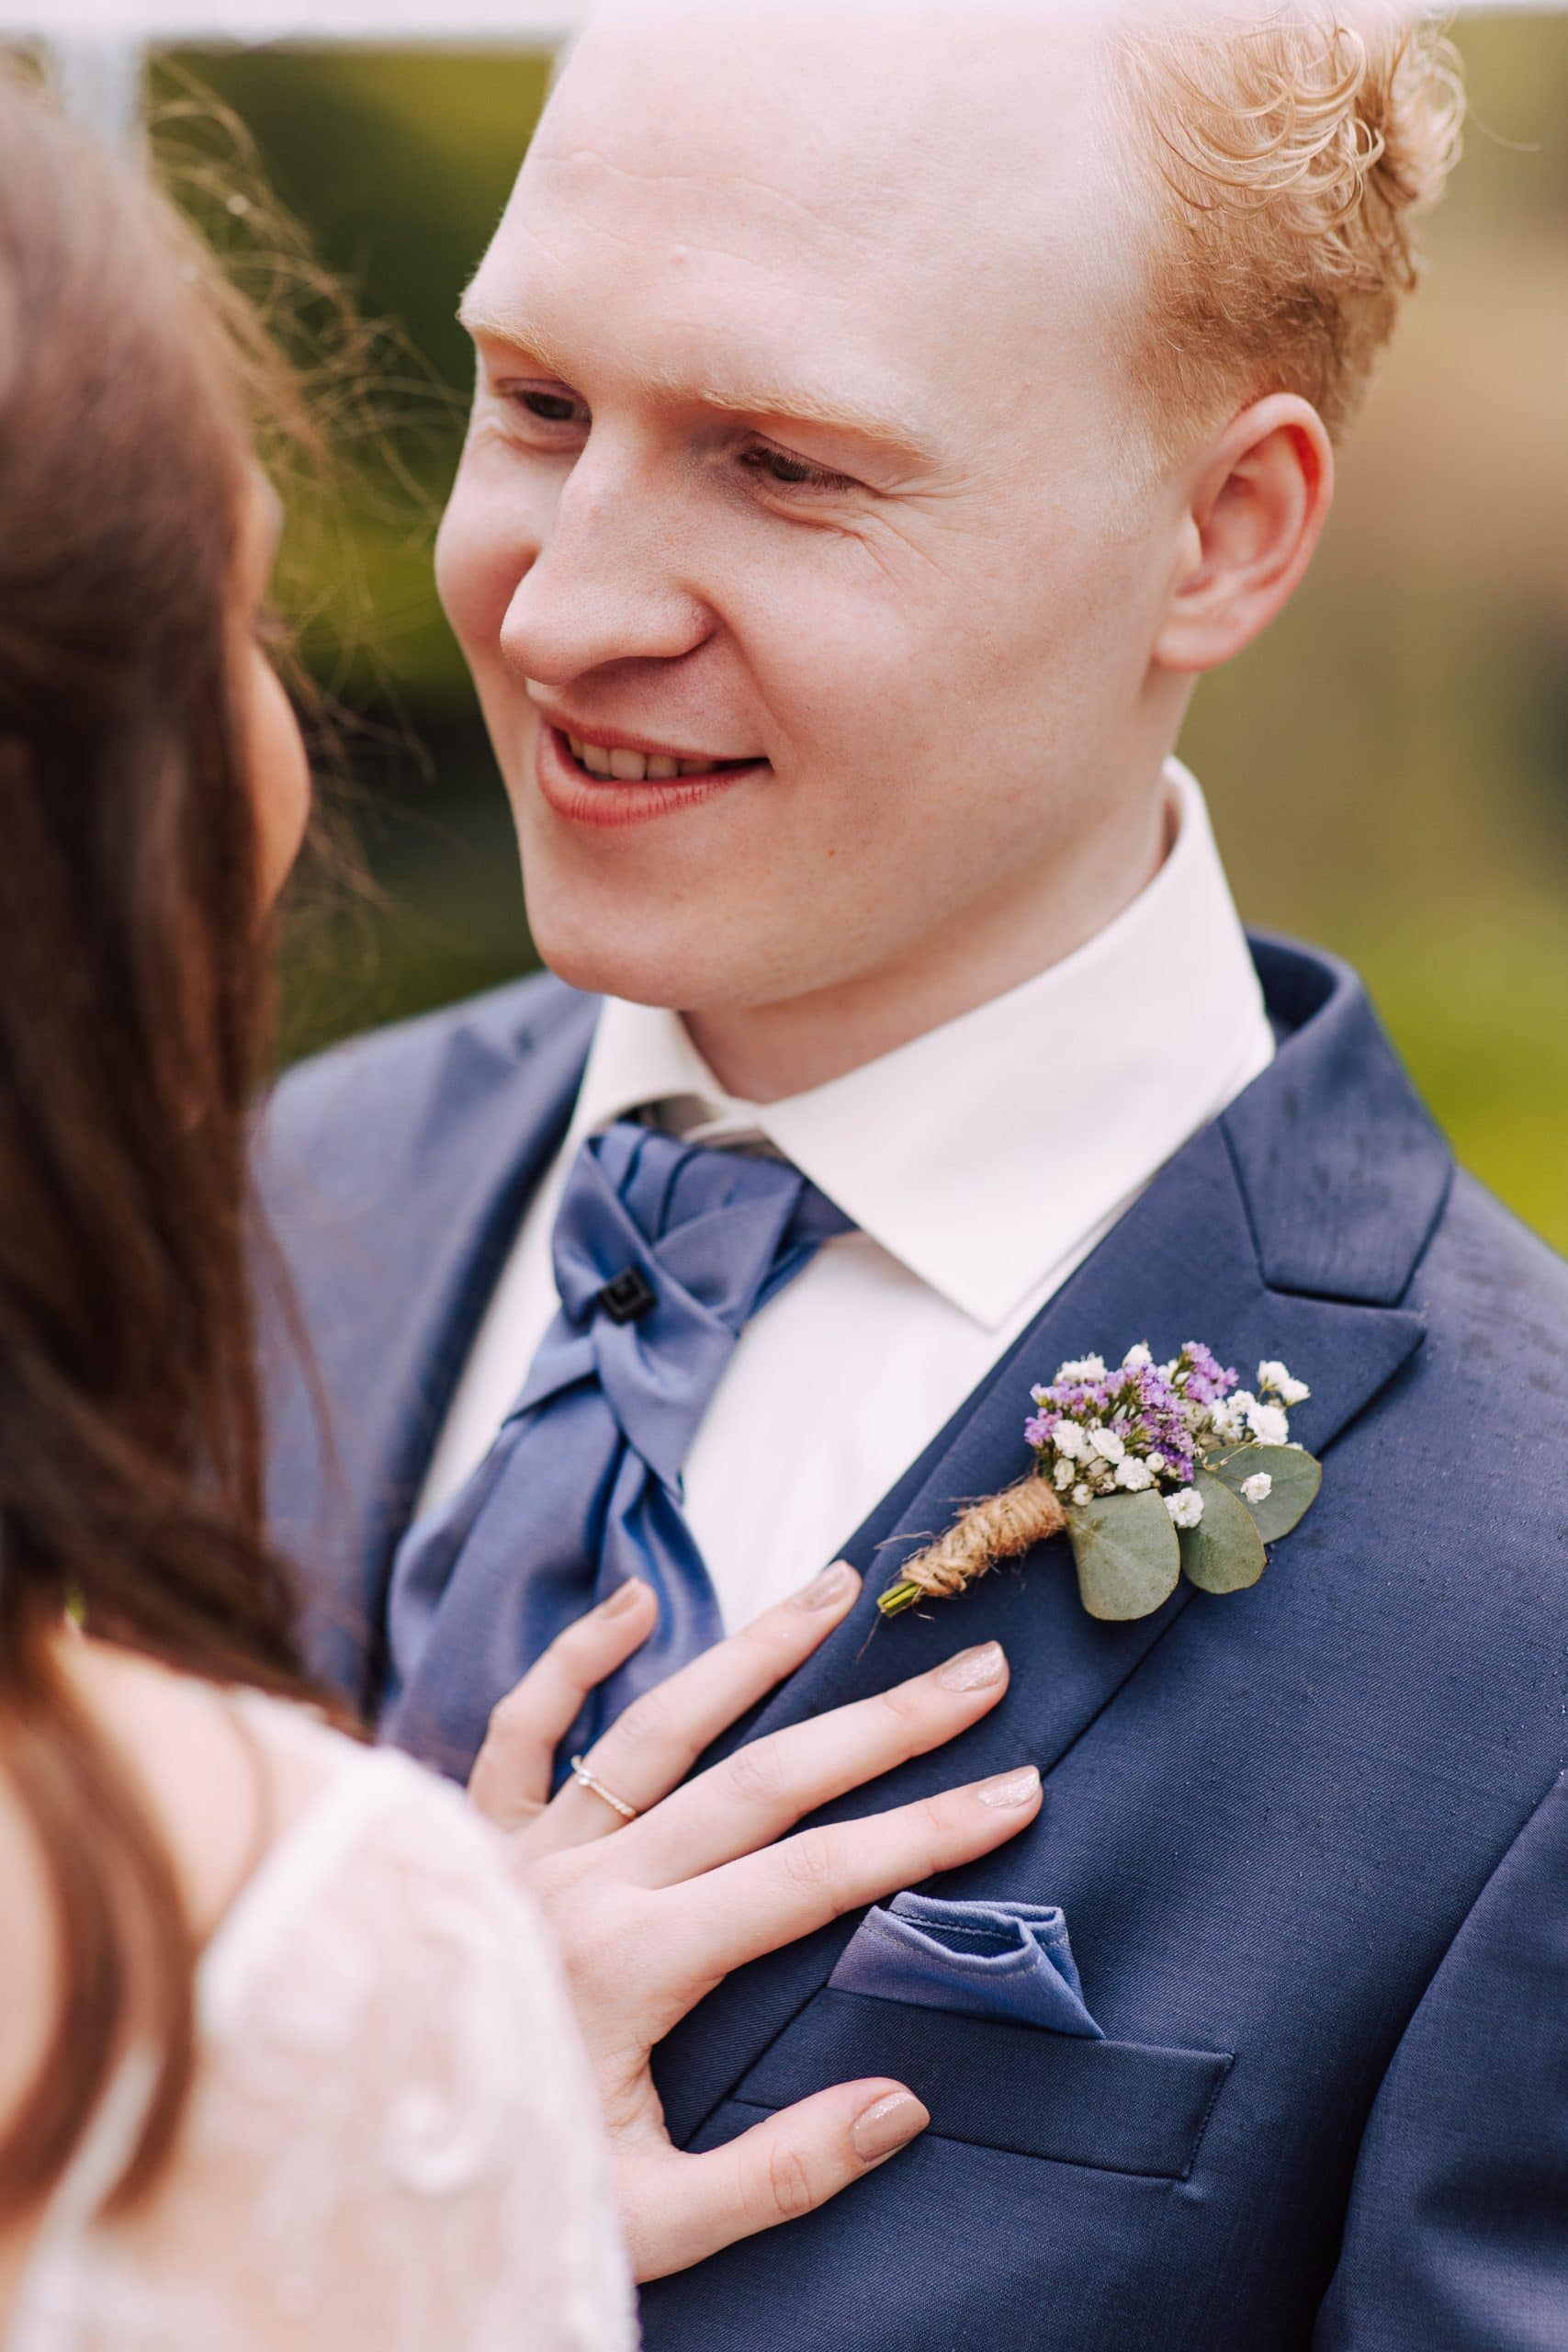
[878,1475,1067,1616]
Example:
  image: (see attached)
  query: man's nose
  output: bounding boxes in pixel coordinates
[498,447,710,685]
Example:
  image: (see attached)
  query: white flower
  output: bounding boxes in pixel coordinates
[1053,1419,1087,1460]
[1212,1392,1257,1444]
[1167,1488,1204,1530]
[1087,1426,1126,1465]
[1258,1361,1311,1408]
[1054,1457,1077,1492]
[1055,1355,1106,1385]
[1072,1482,1092,1507]
[1115,1454,1155,1492]
[1122,1342,1153,1369]
[1241,1472,1273,1506]
[1248,1402,1291,1448]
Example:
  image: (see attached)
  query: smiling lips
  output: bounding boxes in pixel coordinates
[562,730,763,784]
[536,722,770,830]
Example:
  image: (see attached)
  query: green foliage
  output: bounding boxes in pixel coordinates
[1067,1490,1181,1623]
[1204,1448,1322,1544]
[1069,1445,1324,1618]
[1179,1474,1269,1595]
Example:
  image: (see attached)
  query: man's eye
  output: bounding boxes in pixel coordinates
[739,444,853,494]
[500,384,590,428]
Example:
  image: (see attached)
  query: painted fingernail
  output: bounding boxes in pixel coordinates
[598,1578,649,1617]
[793,1561,860,1611]
[936,1640,1005,1692]
[851,2090,930,2164]
[976,1764,1042,1809]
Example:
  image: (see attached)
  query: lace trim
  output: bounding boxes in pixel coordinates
[7,1720,637,2352]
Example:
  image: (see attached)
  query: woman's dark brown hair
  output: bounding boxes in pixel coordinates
[0,74,317,2215]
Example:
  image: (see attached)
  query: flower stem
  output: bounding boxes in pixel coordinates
[877,1477,1067,1615]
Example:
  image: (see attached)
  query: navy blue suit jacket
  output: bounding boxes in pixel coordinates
[259,938,1568,2351]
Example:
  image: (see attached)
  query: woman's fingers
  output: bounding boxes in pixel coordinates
[626,2078,929,2283]
[468,1578,660,1826]
[537,1562,863,1852]
[619,1640,1013,1886]
[671,1763,1043,1984]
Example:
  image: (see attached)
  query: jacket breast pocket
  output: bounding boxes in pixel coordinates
[736,1986,1233,2179]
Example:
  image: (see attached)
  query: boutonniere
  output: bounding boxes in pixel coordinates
[879,1343,1322,1623]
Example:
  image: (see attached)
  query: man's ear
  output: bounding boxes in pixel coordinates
[1153,394,1334,675]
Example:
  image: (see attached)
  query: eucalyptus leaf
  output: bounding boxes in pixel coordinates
[1067,1489,1181,1622]
[1206,1445,1322,1542]
[1179,1471,1269,1594]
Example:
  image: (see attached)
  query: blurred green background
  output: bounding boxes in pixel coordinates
[134,21,1568,1250]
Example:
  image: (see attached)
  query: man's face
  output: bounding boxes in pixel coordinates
[438,4,1177,1019]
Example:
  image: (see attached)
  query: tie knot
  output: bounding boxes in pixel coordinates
[550,1120,851,1337]
[505,1117,852,1490]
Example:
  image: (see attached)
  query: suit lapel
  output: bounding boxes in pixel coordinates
[264,987,597,1704]
[658,942,1446,2143]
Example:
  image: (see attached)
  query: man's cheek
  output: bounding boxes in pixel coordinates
[433,510,484,647]
[435,496,526,652]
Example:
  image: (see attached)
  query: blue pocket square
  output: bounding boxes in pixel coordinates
[828,1893,1104,2037]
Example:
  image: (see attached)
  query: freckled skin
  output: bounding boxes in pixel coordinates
[435,1,1329,1100]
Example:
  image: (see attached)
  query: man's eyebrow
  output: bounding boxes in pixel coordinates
[457,296,939,469]
[457,296,572,381]
[693,379,937,469]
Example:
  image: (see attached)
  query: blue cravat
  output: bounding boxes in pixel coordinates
[381,1119,852,1781]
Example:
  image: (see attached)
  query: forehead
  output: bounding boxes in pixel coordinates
[469,4,1131,421]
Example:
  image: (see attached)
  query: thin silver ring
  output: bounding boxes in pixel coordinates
[569,1753,639,1824]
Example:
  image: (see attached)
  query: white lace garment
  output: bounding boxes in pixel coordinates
[6,1697,639,2352]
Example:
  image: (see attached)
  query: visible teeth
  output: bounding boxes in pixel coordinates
[565,729,760,783]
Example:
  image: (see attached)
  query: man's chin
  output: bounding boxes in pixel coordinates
[525,905,767,1015]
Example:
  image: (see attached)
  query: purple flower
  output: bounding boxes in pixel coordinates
[1177,1340,1238,1409]
[1023,1341,1236,1489]
[1023,1337,1303,1504]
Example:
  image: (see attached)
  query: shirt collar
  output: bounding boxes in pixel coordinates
[568,761,1272,1330]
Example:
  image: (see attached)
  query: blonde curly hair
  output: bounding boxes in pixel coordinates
[1108,4,1465,462]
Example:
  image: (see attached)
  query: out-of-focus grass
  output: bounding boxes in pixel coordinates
[1354,907,1568,1253]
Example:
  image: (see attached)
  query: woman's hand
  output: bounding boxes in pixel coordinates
[468,1566,1041,2281]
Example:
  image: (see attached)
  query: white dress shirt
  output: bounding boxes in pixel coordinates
[418,761,1274,1627]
